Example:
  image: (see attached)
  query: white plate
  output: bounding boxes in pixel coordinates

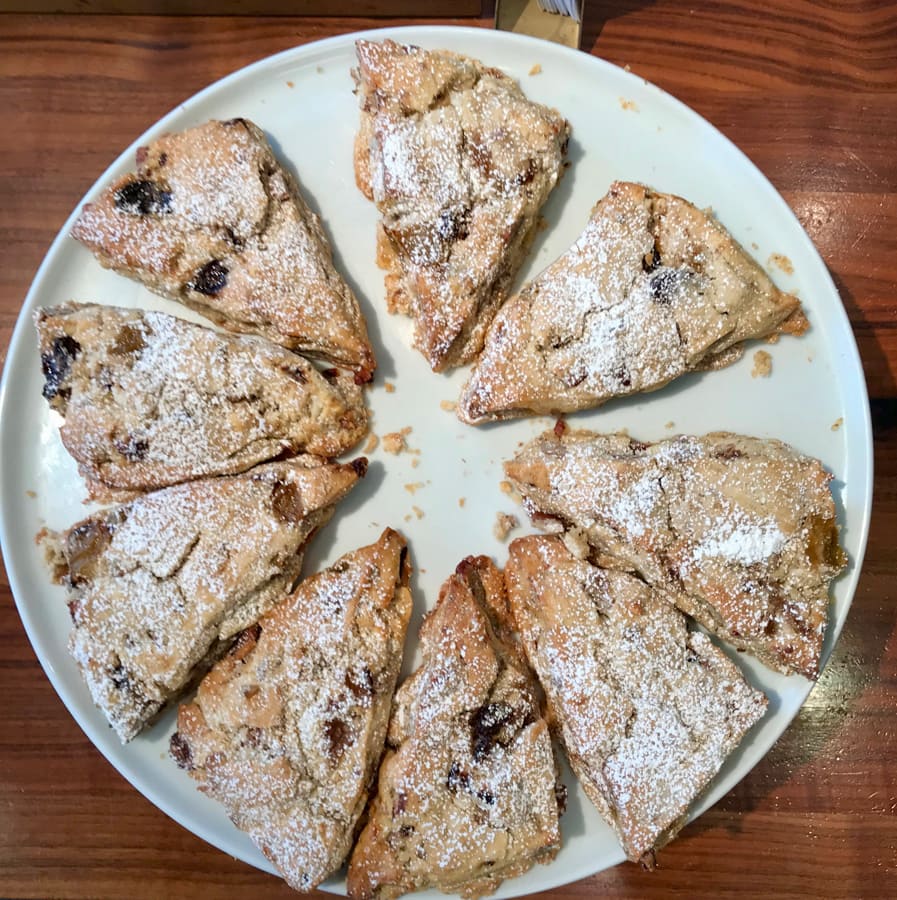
[0,24,873,897]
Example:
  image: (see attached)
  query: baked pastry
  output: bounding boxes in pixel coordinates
[45,456,365,742]
[348,557,562,900]
[72,118,375,381]
[353,39,569,371]
[35,303,368,497]
[505,535,767,862]
[459,181,807,423]
[171,529,412,892]
[505,430,847,678]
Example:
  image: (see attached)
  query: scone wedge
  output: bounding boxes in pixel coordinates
[171,529,412,892]
[72,118,375,381]
[460,182,807,422]
[353,39,570,371]
[505,430,847,678]
[36,304,368,497]
[348,556,562,900]
[46,456,365,742]
[505,535,768,862]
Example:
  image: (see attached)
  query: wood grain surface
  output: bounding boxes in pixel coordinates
[1,4,895,898]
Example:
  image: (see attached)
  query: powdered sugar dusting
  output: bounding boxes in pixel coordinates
[349,558,560,896]
[461,181,801,422]
[507,431,845,678]
[177,531,411,891]
[37,304,367,492]
[693,511,786,566]
[357,39,569,369]
[506,536,766,860]
[72,119,373,373]
[61,457,358,741]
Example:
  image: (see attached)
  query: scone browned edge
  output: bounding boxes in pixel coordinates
[505,534,768,862]
[348,556,563,900]
[171,529,412,892]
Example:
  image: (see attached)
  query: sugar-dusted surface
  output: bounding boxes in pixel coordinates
[459,182,804,423]
[34,304,368,494]
[348,557,561,899]
[174,530,412,892]
[72,118,375,378]
[354,38,569,371]
[506,431,847,678]
[55,456,361,742]
[505,535,768,861]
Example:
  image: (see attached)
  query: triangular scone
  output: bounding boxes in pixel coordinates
[171,529,412,892]
[459,181,807,422]
[44,456,365,742]
[505,535,767,863]
[72,118,375,381]
[505,430,847,679]
[353,39,570,372]
[35,304,368,496]
[348,557,562,900]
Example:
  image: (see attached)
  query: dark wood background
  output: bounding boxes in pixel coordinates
[1,3,895,897]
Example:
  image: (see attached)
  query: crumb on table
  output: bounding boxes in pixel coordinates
[384,381,396,393]
[458,497,466,508]
[286,81,294,88]
[529,63,542,76]
[619,97,638,111]
[440,399,457,412]
[751,350,773,378]
[25,489,37,498]
[404,482,425,495]
[665,421,675,430]
[831,417,844,431]
[494,513,520,542]
[412,505,424,520]
[364,433,379,454]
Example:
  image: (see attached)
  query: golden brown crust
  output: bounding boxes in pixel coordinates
[72,118,375,380]
[50,456,362,742]
[35,304,368,494]
[505,535,768,861]
[505,430,847,678]
[353,39,569,372]
[347,557,562,900]
[173,529,412,892]
[459,182,804,423]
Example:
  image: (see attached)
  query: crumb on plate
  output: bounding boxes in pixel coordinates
[751,350,773,378]
[493,513,520,542]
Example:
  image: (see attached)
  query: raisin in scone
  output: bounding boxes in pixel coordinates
[459,181,807,423]
[44,456,364,742]
[171,529,412,892]
[505,535,767,862]
[505,430,847,679]
[36,304,368,497]
[72,118,375,381]
[348,557,562,900]
[353,39,569,372]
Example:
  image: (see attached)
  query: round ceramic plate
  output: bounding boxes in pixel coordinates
[0,24,873,897]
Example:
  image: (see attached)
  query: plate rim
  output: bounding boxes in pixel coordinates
[0,22,874,896]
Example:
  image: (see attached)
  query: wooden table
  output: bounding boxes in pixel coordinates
[1,4,894,897]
